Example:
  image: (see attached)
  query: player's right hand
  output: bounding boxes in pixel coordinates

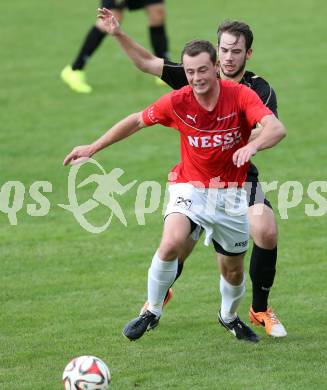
[232,143,258,168]
[63,145,94,166]
[97,7,121,36]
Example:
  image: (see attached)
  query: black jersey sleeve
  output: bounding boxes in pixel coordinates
[257,85,278,117]
[253,79,278,117]
[161,60,188,90]
[242,72,278,117]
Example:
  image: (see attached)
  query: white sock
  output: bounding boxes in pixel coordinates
[220,274,245,323]
[147,252,178,317]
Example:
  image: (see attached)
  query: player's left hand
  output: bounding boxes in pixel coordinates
[233,143,258,167]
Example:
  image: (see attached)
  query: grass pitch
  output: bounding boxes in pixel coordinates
[1,0,326,389]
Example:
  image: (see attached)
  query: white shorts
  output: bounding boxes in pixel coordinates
[165,183,249,254]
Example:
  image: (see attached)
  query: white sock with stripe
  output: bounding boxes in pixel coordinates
[220,274,245,323]
[147,252,178,317]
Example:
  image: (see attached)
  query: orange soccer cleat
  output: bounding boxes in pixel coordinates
[249,306,287,337]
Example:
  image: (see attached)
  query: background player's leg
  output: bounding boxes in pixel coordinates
[72,9,123,69]
[248,203,287,337]
[249,203,278,311]
[144,3,169,60]
[61,3,124,93]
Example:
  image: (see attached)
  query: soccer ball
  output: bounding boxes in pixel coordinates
[62,355,111,389]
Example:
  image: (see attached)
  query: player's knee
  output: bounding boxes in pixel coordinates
[147,5,165,26]
[251,221,278,249]
[158,239,180,260]
[264,227,278,248]
[260,226,278,249]
[222,268,244,286]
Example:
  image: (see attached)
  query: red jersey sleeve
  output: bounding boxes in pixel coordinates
[238,84,273,127]
[142,92,175,128]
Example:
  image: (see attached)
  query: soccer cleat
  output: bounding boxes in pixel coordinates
[155,76,168,86]
[163,288,174,305]
[60,65,92,93]
[218,310,260,343]
[249,306,287,337]
[123,310,160,341]
[139,288,173,330]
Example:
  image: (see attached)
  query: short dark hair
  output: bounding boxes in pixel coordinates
[181,39,217,65]
[217,20,253,51]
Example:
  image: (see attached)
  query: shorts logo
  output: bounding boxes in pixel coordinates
[175,196,192,209]
[234,240,248,247]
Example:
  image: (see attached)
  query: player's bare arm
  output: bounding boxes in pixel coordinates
[248,125,263,142]
[63,112,145,166]
[233,114,286,167]
[98,7,164,76]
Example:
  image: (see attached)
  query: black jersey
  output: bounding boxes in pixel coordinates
[161,60,278,183]
[241,71,278,116]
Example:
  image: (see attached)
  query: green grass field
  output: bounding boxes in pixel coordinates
[1,0,326,388]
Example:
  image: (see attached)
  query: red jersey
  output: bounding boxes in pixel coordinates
[142,79,272,187]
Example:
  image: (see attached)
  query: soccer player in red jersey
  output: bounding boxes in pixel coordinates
[64,40,286,342]
[97,10,288,338]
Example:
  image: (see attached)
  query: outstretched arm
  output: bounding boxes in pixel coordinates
[63,112,146,166]
[233,114,286,167]
[98,7,164,76]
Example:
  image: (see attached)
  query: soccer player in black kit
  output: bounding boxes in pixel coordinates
[61,0,169,93]
[98,9,287,338]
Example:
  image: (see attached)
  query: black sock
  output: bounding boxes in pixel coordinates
[72,26,106,70]
[164,262,183,300]
[250,244,277,312]
[175,262,184,281]
[149,25,169,60]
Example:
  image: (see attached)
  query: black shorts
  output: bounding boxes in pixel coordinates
[212,239,247,257]
[101,0,164,10]
[244,163,272,209]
